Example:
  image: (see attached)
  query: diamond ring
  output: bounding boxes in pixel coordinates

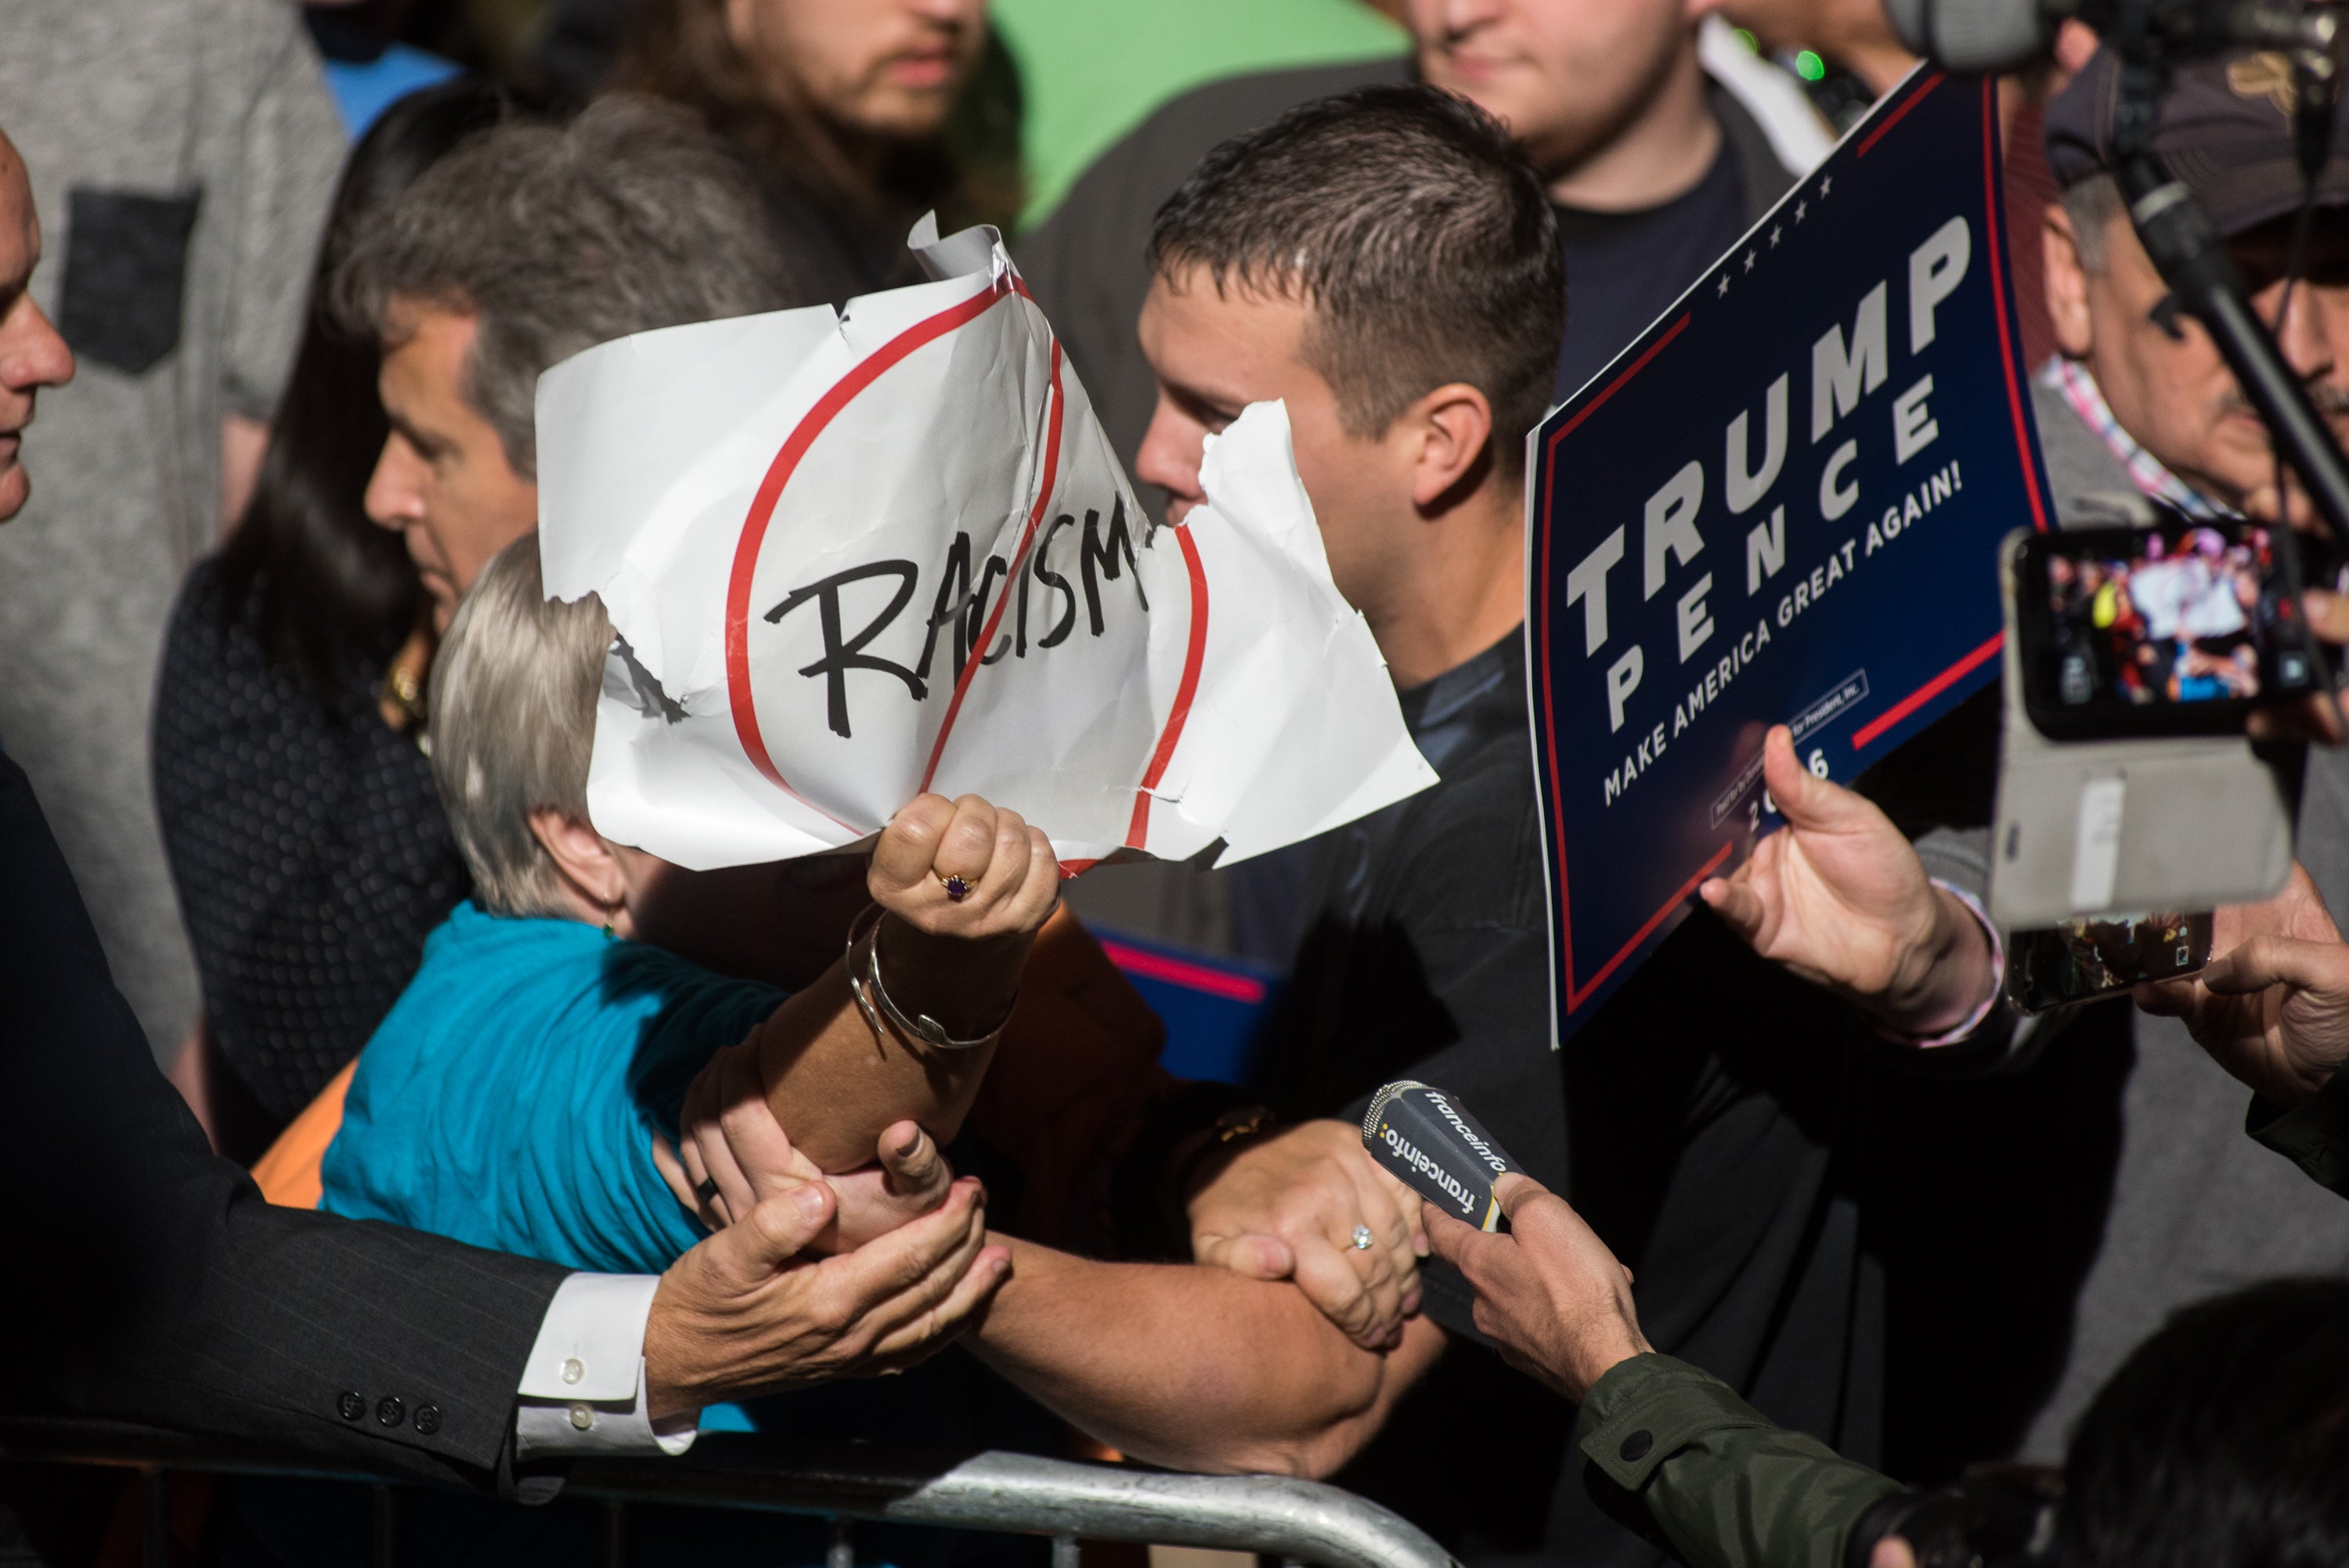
[1351,1225,1376,1251]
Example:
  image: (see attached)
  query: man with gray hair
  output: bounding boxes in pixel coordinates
[338,93,804,630]
[1927,45,2349,1464]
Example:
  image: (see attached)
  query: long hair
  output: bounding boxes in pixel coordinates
[608,0,1020,234]
[208,78,514,701]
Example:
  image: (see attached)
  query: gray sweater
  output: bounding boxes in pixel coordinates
[0,0,342,1058]
[2012,370,2349,1459]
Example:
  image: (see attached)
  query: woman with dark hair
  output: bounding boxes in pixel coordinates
[611,0,1020,307]
[153,79,514,1149]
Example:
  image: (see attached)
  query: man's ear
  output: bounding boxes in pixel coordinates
[529,807,628,914]
[1404,382,1497,513]
[2043,201,2097,360]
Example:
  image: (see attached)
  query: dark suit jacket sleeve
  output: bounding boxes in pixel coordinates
[0,752,569,1489]
[2249,1067,2349,1198]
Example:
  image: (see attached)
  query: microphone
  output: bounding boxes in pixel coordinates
[1360,1080,1520,1231]
[1882,0,2339,76]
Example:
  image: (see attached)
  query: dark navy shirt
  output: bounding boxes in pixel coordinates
[1553,144,1749,402]
[1257,629,1885,1568]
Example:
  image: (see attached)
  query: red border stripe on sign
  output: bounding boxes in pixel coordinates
[1856,71,1943,158]
[1851,631,2003,750]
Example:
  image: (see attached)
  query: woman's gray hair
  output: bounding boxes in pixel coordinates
[430,538,612,919]
[334,93,803,479]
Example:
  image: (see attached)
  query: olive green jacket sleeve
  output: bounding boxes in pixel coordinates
[2247,1065,2349,1198]
[1572,1354,1903,1568]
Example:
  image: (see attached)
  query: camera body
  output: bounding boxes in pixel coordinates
[1846,1468,2063,1568]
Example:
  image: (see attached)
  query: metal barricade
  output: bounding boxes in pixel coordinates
[0,1417,1457,1568]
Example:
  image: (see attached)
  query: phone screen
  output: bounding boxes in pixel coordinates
[2005,911,2214,1013]
[2019,521,2318,737]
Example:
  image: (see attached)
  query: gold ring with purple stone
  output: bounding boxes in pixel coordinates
[936,871,972,903]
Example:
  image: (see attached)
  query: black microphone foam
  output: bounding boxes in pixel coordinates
[1360,1080,1519,1232]
[1882,0,2052,74]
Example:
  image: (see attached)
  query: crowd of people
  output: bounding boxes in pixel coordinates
[3,2,2349,1566]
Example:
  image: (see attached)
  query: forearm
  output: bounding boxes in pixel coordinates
[1576,1355,1900,1568]
[965,1235,1426,1476]
[749,964,1000,1172]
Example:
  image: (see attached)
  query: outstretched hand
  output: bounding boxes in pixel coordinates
[653,1038,956,1253]
[641,1175,1008,1420]
[2135,863,2349,1108]
[1424,1173,1649,1404]
[1700,726,1994,1037]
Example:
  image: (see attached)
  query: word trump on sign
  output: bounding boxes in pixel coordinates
[1528,70,2055,1040]
[537,219,1434,872]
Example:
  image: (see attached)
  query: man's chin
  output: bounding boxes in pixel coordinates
[846,88,959,143]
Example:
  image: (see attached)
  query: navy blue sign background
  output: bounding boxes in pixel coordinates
[1528,70,2052,1042]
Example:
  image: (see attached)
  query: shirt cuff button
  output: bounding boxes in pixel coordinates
[1619,1430,1654,1462]
[568,1403,594,1431]
[561,1357,585,1384]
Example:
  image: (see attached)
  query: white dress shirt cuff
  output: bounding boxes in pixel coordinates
[514,1274,699,1459]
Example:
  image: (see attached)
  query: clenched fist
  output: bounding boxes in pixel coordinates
[868,792,1062,1042]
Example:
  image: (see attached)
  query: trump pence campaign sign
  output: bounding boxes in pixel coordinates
[1528,70,2055,1040]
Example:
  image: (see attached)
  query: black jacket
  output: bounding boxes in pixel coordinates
[0,752,566,1489]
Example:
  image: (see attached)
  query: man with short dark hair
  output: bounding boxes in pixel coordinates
[1018,0,1802,960]
[1019,0,1797,542]
[1153,85,2011,1568]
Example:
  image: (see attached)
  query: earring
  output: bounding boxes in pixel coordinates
[601,918,615,939]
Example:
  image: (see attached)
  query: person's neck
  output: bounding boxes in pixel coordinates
[1545,46,1719,214]
[1366,488,1527,690]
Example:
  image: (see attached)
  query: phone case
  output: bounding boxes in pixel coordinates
[1988,530,2300,928]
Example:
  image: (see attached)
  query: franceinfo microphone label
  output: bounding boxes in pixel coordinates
[1361,1081,1518,1232]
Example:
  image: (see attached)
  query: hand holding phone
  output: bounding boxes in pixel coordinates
[2006,912,2213,1014]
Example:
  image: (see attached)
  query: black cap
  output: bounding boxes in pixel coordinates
[2044,47,2349,236]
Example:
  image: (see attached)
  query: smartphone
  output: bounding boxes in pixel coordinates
[2004,910,2214,1013]
[2015,518,2322,738]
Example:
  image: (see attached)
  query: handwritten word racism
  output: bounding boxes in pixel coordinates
[765,497,1152,738]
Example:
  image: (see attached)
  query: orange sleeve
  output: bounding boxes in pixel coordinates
[248,1058,357,1209]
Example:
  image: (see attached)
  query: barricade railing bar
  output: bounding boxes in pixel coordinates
[0,1417,1458,1568]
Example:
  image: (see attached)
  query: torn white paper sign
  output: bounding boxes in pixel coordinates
[536,221,1434,871]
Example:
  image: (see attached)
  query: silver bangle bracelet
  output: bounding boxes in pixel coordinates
[843,903,1008,1051]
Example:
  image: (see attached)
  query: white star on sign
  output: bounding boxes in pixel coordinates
[1770,224,1783,247]
[1743,250,1756,272]
[1795,199,1809,222]
[1717,272,1730,297]
[1820,176,1833,198]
